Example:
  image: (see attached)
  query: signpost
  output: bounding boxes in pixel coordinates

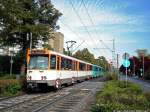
[122,52,130,86]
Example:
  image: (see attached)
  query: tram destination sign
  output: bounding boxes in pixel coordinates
[31,50,46,54]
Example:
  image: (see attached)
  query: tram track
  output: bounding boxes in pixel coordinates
[2,90,71,112]
[37,89,91,112]
[0,92,54,111]
[0,79,104,112]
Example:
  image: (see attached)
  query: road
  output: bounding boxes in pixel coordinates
[120,75,150,92]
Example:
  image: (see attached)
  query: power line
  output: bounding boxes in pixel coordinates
[68,0,98,49]
[81,0,117,64]
[72,40,85,53]
[59,20,90,51]
[81,0,108,57]
[81,0,99,38]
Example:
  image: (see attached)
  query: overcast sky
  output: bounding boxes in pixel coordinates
[51,0,150,62]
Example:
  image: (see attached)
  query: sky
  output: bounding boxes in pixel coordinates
[51,0,150,63]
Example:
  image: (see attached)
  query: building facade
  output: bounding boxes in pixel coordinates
[49,32,64,54]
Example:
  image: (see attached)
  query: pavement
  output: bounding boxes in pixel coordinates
[120,75,150,92]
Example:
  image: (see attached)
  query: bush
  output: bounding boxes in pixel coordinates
[5,84,21,94]
[19,75,27,91]
[91,80,150,111]
[0,79,21,96]
[0,74,17,80]
[91,104,114,112]
[144,67,150,80]
[103,72,118,81]
[144,92,150,102]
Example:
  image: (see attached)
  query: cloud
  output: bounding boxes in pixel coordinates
[52,0,150,61]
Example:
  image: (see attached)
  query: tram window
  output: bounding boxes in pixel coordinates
[29,55,48,69]
[50,55,56,69]
[89,65,92,70]
[87,65,90,71]
[61,58,66,70]
[79,63,86,71]
[61,58,72,70]
[68,59,72,70]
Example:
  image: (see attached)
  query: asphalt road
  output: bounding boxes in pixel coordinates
[120,75,150,92]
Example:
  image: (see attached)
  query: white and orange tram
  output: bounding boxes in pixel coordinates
[26,49,103,90]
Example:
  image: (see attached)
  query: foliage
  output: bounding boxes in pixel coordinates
[5,83,21,95]
[73,48,95,63]
[103,72,118,81]
[0,53,24,75]
[91,80,150,111]
[144,67,150,80]
[0,79,21,96]
[0,74,16,79]
[144,92,150,102]
[73,48,109,70]
[91,104,114,112]
[42,43,54,50]
[19,75,27,91]
[0,0,62,63]
[94,56,109,71]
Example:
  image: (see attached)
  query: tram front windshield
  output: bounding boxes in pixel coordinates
[29,55,48,69]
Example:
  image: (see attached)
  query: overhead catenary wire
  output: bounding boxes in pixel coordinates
[53,0,91,52]
[52,0,109,58]
[82,0,116,63]
[81,0,109,57]
[68,0,99,50]
[59,20,89,51]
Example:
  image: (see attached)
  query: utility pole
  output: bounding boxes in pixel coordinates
[30,32,32,50]
[117,54,119,79]
[10,49,14,76]
[66,40,76,56]
[132,57,135,76]
[112,39,115,70]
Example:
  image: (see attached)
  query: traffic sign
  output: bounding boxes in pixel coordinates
[122,59,130,68]
[10,60,13,64]
[122,52,129,60]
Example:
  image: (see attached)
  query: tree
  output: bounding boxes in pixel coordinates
[0,0,62,74]
[0,0,62,55]
[73,48,95,63]
[94,56,109,70]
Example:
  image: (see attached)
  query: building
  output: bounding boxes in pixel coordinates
[49,32,64,54]
[136,49,148,57]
